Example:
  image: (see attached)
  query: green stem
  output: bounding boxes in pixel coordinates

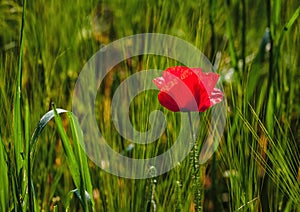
[147,166,157,212]
[188,112,203,212]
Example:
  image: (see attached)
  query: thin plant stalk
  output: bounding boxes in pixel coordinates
[188,112,204,212]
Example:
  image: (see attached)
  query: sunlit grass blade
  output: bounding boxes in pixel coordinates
[68,113,94,208]
[13,0,27,178]
[276,6,300,65]
[53,106,93,211]
[29,107,93,210]
[52,108,80,187]
[282,6,300,31]
[11,0,27,210]
[30,108,68,154]
[21,98,30,211]
[28,108,67,210]
[65,189,93,212]
[238,106,300,206]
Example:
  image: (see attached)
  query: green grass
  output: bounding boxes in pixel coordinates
[0,0,299,211]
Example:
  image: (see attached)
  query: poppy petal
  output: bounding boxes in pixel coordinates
[209,88,224,106]
[153,77,166,89]
[158,92,180,112]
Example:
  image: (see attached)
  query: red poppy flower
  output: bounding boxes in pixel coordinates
[153,66,223,112]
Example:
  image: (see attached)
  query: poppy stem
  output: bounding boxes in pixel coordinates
[187,112,203,212]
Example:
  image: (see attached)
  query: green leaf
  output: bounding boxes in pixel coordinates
[277,6,300,48]
[29,108,94,211]
[52,107,81,189]
[0,135,8,212]
[28,108,68,210]
[30,108,68,153]
[68,113,94,207]
[65,189,93,212]
[13,0,27,176]
[283,6,299,31]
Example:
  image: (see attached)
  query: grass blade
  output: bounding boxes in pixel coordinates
[30,108,68,152]
[68,113,94,209]
[29,107,94,210]
[52,107,81,190]
[277,6,300,50]
[28,108,67,210]
[13,0,27,177]
[0,135,9,212]
[65,189,92,211]
[53,106,92,211]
